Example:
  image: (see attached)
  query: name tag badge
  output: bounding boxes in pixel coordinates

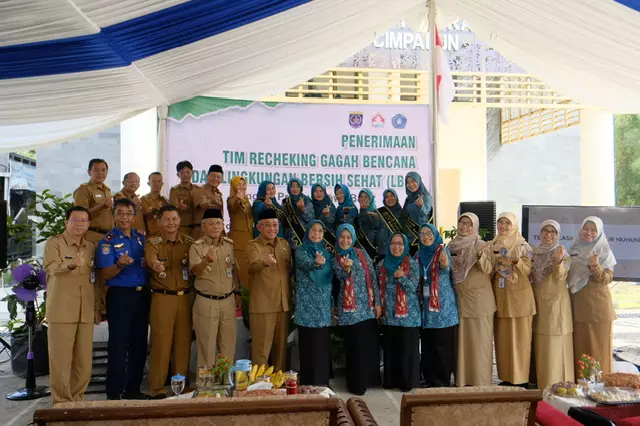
[182,268,189,281]
[95,194,103,198]
[226,267,233,279]
[423,285,429,296]
[90,270,96,284]
[498,277,505,289]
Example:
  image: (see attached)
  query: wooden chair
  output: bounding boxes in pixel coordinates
[33,396,350,426]
[347,397,378,426]
[400,386,542,426]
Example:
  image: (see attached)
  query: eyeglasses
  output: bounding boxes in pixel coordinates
[419,233,432,237]
[69,218,90,224]
[389,242,404,246]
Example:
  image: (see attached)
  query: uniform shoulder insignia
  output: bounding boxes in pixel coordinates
[194,239,204,244]
[149,236,163,245]
[182,234,195,244]
[103,232,115,242]
[223,236,234,244]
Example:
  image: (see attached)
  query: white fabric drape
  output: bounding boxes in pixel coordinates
[437,0,640,112]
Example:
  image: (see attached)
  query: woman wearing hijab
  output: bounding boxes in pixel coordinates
[378,232,421,391]
[490,212,536,386]
[252,181,284,238]
[282,178,315,248]
[403,172,433,245]
[333,223,382,395]
[354,189,384,262]
[448,213,496,387]
[531,220,574,390]
[227,176,254,288]
[311,184,336,232]
[334,184,358,228]
[294,220,334,386]
[418,223,459,387]
[568,216,616,375]
[376,189,406,260]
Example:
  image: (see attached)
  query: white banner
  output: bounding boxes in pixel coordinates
[165,102,432,209]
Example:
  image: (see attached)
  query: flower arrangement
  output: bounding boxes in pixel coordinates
[577,354,601,380]
[212,354,233,384]
[1,260,47,334]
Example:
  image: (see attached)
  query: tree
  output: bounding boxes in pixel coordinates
[614,114,640,206]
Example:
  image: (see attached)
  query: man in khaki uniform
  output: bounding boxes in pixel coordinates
[74,158,114,322]
[192,165,224,239]
[144,204,194,399]
[141,172,169,236]
[73,158,114,244]
[44,206,97,405]
[113,172,146,234]
[190,208,241,368]
[246,209,292,371]
[169,161,199,236]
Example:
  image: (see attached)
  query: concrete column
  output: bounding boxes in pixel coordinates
[580,110,615,206]
[437,104,488,228]
[120,108,158,195]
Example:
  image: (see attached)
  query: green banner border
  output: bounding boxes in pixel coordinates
[168,96,280,121]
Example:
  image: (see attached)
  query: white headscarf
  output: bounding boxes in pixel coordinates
[448,212,488,284]
[532,220,568,285]
[567,216,616,294]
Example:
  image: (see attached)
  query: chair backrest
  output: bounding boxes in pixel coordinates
[613,361,640,374]
[33,396,344,426]
[347,397,378,426]
[401,386,542,426]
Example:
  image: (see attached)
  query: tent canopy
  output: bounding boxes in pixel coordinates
[2,0,640,150]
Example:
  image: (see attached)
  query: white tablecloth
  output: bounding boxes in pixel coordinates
[542,388,598,414]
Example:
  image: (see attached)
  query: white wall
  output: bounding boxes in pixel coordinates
[436,104,488,228]
[120,108,158,195]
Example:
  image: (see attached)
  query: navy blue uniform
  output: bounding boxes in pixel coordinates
[97,227,149,399]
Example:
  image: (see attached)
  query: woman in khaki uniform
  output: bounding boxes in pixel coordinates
[531,220,574,390]
[568,216,616,375]
[490,212,536,386]
[448,212,496,387]
[227,176,254,288]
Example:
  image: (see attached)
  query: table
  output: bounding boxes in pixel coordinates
[542,387,598,415]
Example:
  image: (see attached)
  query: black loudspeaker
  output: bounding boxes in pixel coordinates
[0,200,6,269]
[458,201,496,241]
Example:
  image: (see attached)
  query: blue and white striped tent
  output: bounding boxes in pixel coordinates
[2,0,640,149]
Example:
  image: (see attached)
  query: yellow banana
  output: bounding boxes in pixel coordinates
[250,364,258,382]
[265,366,274,377]
[256,364,266,377]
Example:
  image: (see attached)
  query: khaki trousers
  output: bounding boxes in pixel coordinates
[193,295,236,368]
[250,311,289,371]
[148,292,193,396]
[48,322,94,405]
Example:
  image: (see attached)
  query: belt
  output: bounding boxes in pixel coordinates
[196,290,233,301]
[109,285,146,292]
[89,226,110,234]
[150,288,193,296]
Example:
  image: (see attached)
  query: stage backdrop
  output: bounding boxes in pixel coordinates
[165,98,432,220]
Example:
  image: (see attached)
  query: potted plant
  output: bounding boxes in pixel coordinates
[2,189,73,377]
[441,226,491,241]
[577,354,602,393]
[2,260,48,378]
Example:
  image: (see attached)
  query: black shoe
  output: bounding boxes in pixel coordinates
[151,393,167,400]
[121,391,150,400]
[400,388,412,393]
[107,395,122,401]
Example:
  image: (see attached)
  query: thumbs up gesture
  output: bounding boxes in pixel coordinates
[206,245,218,263]
[117,251,134,268]
[262,253,278,267]
[153,260,165,273]
[553,246,564,264]
[439,250,449,269]
[315,251,326,266]
[340,255,353,272]
[322,205,330,217]
[416,195,424,207]
[589,251,599,268]
[72,250,85,268]
[297,198,305,212]
[265,197,273,206]
[394,267,405,279]
[178,198,188,211]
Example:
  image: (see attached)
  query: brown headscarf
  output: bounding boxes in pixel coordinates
[491,212,532,259]
[448,212,488,284]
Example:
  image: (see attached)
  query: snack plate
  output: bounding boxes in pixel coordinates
[588,387,640,405]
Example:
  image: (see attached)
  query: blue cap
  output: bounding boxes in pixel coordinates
[171,374,185,381]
